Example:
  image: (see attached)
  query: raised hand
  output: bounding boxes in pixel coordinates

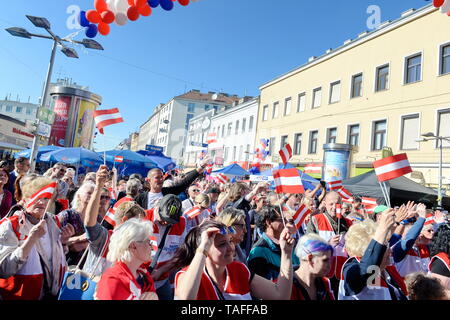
[96,165,109,187]
[199,227,221,252]
[416,203,427,219]
[61,223,76,245]
[394,204,409,224]
[279,224,296,255]
[29,219,47,241]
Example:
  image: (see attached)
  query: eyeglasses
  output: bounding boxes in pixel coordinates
[192,189,201,192]
[137,239,152,246]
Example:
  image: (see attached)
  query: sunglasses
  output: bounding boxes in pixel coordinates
[219,226,236,235]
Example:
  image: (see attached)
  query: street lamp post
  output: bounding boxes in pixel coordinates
[416,132,450,207]
[6,15,103,173]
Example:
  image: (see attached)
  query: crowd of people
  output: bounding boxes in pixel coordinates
[0,156,449,300]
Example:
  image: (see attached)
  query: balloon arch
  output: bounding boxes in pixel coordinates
[80,0,200,38]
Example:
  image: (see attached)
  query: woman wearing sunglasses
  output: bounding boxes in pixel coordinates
[216,207,248,264]
[95,218,158,300]
[173,219,295,300]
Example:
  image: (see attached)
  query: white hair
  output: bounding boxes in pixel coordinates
[294,233,333,261]
[107,218,153,264]
[71,181,96,211]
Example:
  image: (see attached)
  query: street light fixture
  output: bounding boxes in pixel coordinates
[6,15,104,173]
[416,132,450,207]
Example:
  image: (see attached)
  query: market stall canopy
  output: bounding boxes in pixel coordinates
[40,147,103,167]
[14,145,63,160]
[342,170,450,208]
[102,150,157,169]
[212,163,250,176]
[137,150,176,172]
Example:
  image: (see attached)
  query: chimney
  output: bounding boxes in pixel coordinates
[308,56,316,62]
[326,48,333,54]
[343,39,352,45]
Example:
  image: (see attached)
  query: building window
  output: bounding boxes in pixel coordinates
[16,106,23,113]
[213,105,219,113]
[294,133,302,155]
[246,144,250,160]
[284,98,292,116]
[297,93,306,112]
[227,123,232,136]
[327,128,337,144]
[205,105,211,111]
[269,137,275,156]
[186,114,194,129]
[280,135,288,148]
[351,73,363,98]
[440,44,450,75]
[272,102,279,118]
[233,146,237,160]
[249,116,254,130]
[348,124,360,146]
[242,118,246,133]
[312,88,322,109]
[329,81,341,104]
[6,105,12,112]
[235,120,239,135]
[405,53,422,84]
[25,108,31,115]
[221,125,225,138]
[262,105,268,121]
[400,114,420,150]
[188,103,195,113]
[437,109,450,148]
[372,120,387,151]
[239,145,243,161]
[224,147,229,161]
[309,131,318,154]
[376,64,389,92]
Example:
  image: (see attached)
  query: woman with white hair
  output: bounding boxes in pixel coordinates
[339,208,408,300]
[291,234,335,300]
[95,218,158,300]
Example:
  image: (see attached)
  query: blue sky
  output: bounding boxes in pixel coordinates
[0,0,430,150]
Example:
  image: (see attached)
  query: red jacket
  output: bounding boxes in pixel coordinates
[95,261,156,300]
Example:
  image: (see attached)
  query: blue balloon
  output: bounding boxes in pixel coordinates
[148,0,160,8]
[86,23,98,38]
[160,0,174,11]
[79,11,90,28]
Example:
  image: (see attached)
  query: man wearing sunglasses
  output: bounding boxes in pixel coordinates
[136,157,211,211]
[181,185,202,212]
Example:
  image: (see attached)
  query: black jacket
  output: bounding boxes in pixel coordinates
[135,169,201,209]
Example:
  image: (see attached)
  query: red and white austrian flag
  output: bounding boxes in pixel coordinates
[215,173,229,185]
[279,144,293,166]
[292,204,311,230]
[335,204,343,219]
[207,132,218,144]
[338,187,353,200]
[26,182,57,209]
[114,156,124,163]
[373,153,412,182]
[361,197,378,213]
[105,196,133,227]
[328,180,343,191]
[425,213,435,226]
[94,108,124,134]
[304,163,322,174]
[184,206,202,220]
[273,168,305,194]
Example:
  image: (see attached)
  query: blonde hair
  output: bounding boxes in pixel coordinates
[216,207,245,227]
[114,201,146,225]
[345,219,378,257]
[107,218,153,263]
[194,193,210,209]
[22,176,52,200]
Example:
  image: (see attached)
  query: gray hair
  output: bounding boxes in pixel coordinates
[71,181,96,210]
[126,178,142,197]
[107,218,153,263]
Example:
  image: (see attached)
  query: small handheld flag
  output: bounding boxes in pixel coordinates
[26,182,57,209]
[292,204,311,231]
[304,163,323,174]
[184,206,202,220]
[273,168,305,194]
[373,153,412,182]
[328,180,343,191]
[279,144,293,166]
[114,156,124,163]
[93,108,124,134]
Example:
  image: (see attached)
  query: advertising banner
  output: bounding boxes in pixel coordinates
[49,96,72,147]
[323,144,353,182]
[73,100,96,148]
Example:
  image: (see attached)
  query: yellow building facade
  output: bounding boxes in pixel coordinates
[256,5,450,190]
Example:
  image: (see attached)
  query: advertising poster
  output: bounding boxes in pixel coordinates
[49,96,72,147]
[73,100,96,149]
[323,149,351,182]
